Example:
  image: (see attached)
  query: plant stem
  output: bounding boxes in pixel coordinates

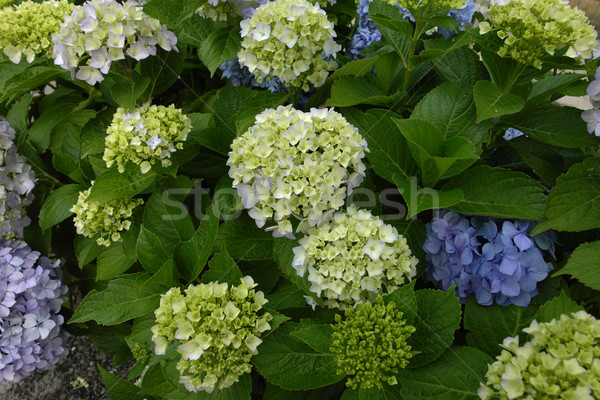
[401,19,423,93]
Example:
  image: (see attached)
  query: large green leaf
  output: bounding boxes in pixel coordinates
[537,291,584,323]
[382,281,418,325]
[266,279,309,310]
[391,174,464,218]
[201,249,244,285]
[110,77,151,109]
[70,273,165,325]
[431,47,488,85]
[442,165,546,220]
[175,203,220,282]
[408,289,461,368]
[236,91,289,135]
[1,66,68,103]
[39,184,86,230]
[100,366,146,400]
[290,321,335,354]
[87,164,157,203]
[326,77,401,107]
[140,45,185,96]
[532,158,600,234]
[397,347,493,400]
[554,241,600,291]
[216,215,274,260]
[464,298,539,357]
[412,81,487,146]
[526,73,584,106]
[341,385,404,400]
[253,322,345,390]
[504,106,600,148]
[199,28,242,76]
[394,118,480,186]
[136,225,172,274]
[473,80,525,123]
[342,108,418,183]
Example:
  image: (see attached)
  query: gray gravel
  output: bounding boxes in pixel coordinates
[0,335,132,400]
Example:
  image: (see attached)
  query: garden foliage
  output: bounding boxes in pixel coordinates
[0,0,600,398]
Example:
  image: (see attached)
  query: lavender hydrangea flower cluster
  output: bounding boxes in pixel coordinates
[582,66,600,136]
[219,59,286,93]
[423,210,553,307]
[0,239,68,382]
[347,0,474,59]
[0,119,36,239]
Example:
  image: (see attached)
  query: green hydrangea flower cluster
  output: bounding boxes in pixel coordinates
[0,0,13,10]
[0,0,74,64]
[238,0,341,91]
[479,0,598,68]
[331,296,415,389]
[227,105,369,239]
[292,205,418,310]
[70,184,143,246]
[478,311,600,400]
[384,0,466,12]
[151,277,272,393]
[103,104,192,174]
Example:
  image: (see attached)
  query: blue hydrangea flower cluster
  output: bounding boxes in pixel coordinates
[423,210,553,307]
[0,239,68,382]
[347,0,474,59]
[582,66,600,137]
[219,59,286,93]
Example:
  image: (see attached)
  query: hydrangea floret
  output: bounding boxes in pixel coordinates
[237,0,341,91]
[423,210,553,307]
[582,65,600,137]
[227,105,369,239]
[151,277,272,393]
[52,0,178,85]
[0,239,68,382]
[292,205,418,310]
[219,59,286,92]
[478,0,598,68]
[70,184,143,247]
[330,296,415,389]
[0,0,74,64]
[478,311,600,400]
[0,119,36,239]
[103,104,192,174]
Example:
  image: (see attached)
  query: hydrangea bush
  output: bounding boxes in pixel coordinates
[1,0,600,398]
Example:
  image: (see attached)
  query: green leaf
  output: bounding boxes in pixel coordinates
[96,226,138,281]
[136,225,171,274]
[75,235,102,268]
[110,77,151,109]
[408,288,461,368]
[99,365,145,400]
[341,385,404,400]
[393,118,480,186]
[237,91,289,135]
[6,93,33,145]
[504,105,599,148]
[509,137,574,186]
[391,174,464,218]
[28,94,86,149]
[397,347,493,400]
[473,80,525,123]
[70,273,164,325]
[180,13,216,47]
[216,215,274,260]
[431,47,488,85]
[142,0,199,28]
[199,28,242,76]
[532,158,600,234]
[87,164,157,203]
[266,279,309,310]
[81,109,115,157]
[201,250,244,285]
[342,108,418,183]
[442,165,546,220]
[526,73,584,106]
[39,184,86,230]
[1,66,68,103]
[537,291,584,323]
[554,241,600,291]
[175,203,220,282]
[464,298,539,357]
[290,321,334,354]
[140,45,185,96]
[412,81,487,146]
[143,192,195,253]
[382,281,417,325]
[253,322,345,390]
[326,77,401,107]
[331,57,379,80]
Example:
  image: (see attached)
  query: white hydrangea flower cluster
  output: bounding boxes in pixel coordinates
[0,0,74,64]
[151,277,272,393]
[103,104,192,174]
[238,0,341,91]
[227,105,369,239]
[52,0,178,85]
[0,120,36,239]
[292,205,419,310]
[70,183,143,246]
